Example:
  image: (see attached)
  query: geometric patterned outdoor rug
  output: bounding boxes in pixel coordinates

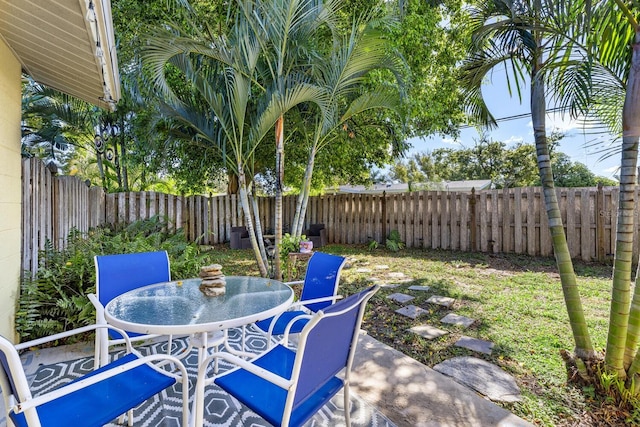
[30,327,396,427]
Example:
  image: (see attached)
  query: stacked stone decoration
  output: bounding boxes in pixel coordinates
[199,264,226,296]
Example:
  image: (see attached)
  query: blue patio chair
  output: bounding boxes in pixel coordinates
[0,324,189,427]
[89,251,172,367]
[89,251,225,368]
[195,285,380,427]
[251,252,347,348]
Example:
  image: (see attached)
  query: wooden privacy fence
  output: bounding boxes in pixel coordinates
[23,158,622,275]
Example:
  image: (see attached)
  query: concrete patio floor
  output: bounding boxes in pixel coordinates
[351,334,533,427]
[3,332,533,427]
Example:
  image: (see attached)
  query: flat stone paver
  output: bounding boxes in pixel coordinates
[441,313,475,328]
[388,272,406,278]
[379,283,401,289]
[433,356,522,402]
[426,295,455,308]
[356,267,372,273]
[395,305,429,319]
[387,293,415,303]
[374,264,389,269]
[455,336,494,354]
[408,324,448,340]
[408,285,431,292]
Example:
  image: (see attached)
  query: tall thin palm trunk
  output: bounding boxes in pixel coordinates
[273,116,284,279]
[606,28,640,378]
[531,0,594,358]
[291,145,317,237]
[238,170,269,277]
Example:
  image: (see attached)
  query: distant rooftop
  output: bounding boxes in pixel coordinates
[335,180,492,194]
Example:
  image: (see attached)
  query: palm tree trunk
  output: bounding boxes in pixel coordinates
[292,145,317,237]
[530,21,594,359]
[250,180,269,267]
[227,172,239,195]
[238,171,268,277]
[607,31,640,378]
[273,116,284,280]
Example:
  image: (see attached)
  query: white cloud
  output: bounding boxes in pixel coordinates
[504,135,525,145]
[545,111,594,134]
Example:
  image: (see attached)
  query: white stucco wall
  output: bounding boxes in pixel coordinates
[0,38,23,342]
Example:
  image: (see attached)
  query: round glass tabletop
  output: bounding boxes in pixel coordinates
[104,276,293,335]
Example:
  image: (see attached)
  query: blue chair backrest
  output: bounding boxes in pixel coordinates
[293,286,377,407]
[95,251,171,307]
[299,252,346,312]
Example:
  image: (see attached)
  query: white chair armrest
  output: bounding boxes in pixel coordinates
[14,324,134,353]
[198,352,292,390]
[289,295,343,308]
[282,314,313,346]
[87,293,106,323]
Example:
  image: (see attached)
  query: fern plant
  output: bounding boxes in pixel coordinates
[386,230,405,252]
[16,216,216,343]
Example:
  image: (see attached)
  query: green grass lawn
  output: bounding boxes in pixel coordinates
[206,244,614,426]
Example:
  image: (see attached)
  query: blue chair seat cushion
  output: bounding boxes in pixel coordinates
[10,353,175,427]
[254,311,310,336]
[215,344,343,427]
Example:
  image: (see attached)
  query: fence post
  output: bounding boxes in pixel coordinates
[381,191,387,240]
[470,187,477,251]
[596,182,605,262]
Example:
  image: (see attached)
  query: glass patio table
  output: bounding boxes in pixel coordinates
[104,276,293,357]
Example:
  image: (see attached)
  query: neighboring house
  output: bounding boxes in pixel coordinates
[0,0,120,342]
[335,179,493,194]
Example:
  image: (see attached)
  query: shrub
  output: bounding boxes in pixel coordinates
[386,230,405,252]
[16,216,212,342]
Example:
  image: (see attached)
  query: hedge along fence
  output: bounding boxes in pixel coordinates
[23,158,620,276]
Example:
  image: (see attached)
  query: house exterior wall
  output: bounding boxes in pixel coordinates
[0,38,23,342]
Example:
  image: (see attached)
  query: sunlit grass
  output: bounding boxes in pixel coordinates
[209,244,614,426]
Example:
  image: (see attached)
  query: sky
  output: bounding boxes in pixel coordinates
[405,72,621,181]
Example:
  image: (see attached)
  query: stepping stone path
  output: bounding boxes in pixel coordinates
[387,293,414,303]
[433,357,521,402]
[408,324,448,339]
[374,264,389,270]
[381,269,512,403]
[356,267,372,273]
[441,313,475,328]
[395,305,429,319]
[455,336,494,354]
[426,295,455,308]
[379,283,401,289]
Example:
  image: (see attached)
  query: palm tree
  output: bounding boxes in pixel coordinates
[235,0,339,278]
[143,0,329,277]
[289,12,406,237]
[542,0,640,382]
[459,0,595,359]
[144,0,404,279]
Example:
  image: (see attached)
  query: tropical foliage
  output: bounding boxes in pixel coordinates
[17,217,211,341]
[389,134,617,188]
[140,0,406,278]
